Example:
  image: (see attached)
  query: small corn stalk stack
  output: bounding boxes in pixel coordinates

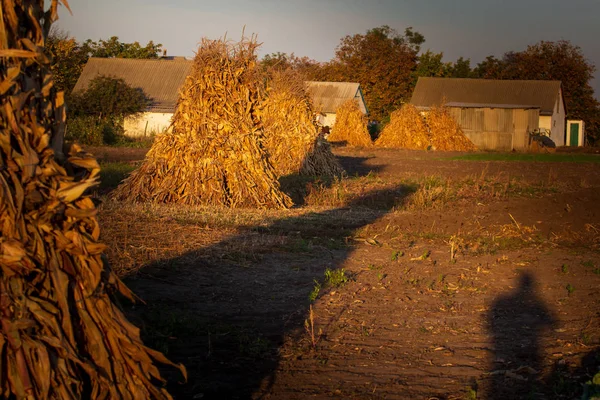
[113,37,292,209]
[327,99,372,147]
[375,104,429,150]
[375,104,476,151]
[261,69,344,177]
[426,106,477,151]
[0,1,184,398]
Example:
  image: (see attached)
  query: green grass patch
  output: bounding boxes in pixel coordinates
[449,153,600,163]
[99,162,137,191]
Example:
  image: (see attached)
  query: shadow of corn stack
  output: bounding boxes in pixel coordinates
[112,36,293,209]
[0,1,184,398]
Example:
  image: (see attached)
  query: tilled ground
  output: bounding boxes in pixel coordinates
[97,147,600,399]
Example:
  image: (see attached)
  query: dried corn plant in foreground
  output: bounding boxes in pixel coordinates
[327,100,372,147]
[113,37,292,209]
[262,69,344,177]
[375,104,429,150]
[426,106,477,151]
[0,1,184,398]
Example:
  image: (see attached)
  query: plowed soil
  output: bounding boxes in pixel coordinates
[96,147,600,400]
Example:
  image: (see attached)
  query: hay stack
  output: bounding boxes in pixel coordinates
[0,1,183,398]
[375,104,429,150]
[112,37,292,209]
[426,106,477,151]
[262,69,344,177]
[327,100,372,147]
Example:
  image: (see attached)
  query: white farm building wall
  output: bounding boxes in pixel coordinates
[124,112,173,138]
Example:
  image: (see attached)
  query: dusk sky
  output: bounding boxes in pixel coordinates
[56,0,600,97]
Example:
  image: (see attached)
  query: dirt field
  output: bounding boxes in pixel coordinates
[94,146,600,399]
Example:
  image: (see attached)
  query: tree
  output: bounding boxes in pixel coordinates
[67,76,148,145]
[83,36,162,59]
[46,31,163,94]
[448,57,472,78]
[326,26,424,121]
[414,50,450,78]
[70,75,148,118]
[472,55,505,79]
[46,28,90,93]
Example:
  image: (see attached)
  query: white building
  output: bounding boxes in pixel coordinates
[73,57,193,137]
[306,81,369,128]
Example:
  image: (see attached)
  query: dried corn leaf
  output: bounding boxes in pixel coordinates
[0,1,183,398]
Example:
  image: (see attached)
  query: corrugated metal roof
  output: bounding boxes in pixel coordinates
[306,81,368,114]
[411,78,561,116]
[73,57,193,112]
[444,102,540,109]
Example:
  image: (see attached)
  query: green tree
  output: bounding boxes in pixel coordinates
[414,50,451,78]
[83,36,162,59]
[67,76,148,145]
[46,31,163,94]
[449,57,472,78]
[46,28,90,93]
[70,75,148,118]
[472,55,505,79]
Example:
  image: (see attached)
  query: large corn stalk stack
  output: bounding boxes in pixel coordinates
[427,106,476,151]
[113,37,292,209]
[327,99,372,147]
[0,1,184,398]
[261,69,344,177]
[375,104,429,150]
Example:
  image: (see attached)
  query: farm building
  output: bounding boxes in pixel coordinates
[411,78,566,149]
[306,81,368,128]
[73,57,193,137]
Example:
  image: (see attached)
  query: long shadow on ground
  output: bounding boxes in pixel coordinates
[122,184,414,399]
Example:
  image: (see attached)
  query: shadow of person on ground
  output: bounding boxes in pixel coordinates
[486,271,557,399]
[122,184,414,399]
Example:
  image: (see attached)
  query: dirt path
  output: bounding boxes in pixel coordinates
[98,147,600,399]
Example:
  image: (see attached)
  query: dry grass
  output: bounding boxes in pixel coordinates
[327,100,372,147]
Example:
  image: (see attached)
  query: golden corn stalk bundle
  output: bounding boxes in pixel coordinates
[375,104,429,150]
[261,69,344,177]
[327,99,372,147]
[112,37,292,209]
[426,106,477,151]
[0,1,184,399]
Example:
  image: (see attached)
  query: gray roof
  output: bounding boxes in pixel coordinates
[444,102,540,110]
[410,77,562,116]
[306,81,368,114]
[73,57,193,112]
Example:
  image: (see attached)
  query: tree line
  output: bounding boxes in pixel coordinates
[48,26,600,144]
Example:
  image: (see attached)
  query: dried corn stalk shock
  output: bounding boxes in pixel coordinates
[375,104,429,150]
[327,99,372,147]
[0,1,184,399]
[427,106,476,151]
[261,69,344,177]
[113,37,292,209]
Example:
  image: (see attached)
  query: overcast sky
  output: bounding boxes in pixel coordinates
[56,0,600,97]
